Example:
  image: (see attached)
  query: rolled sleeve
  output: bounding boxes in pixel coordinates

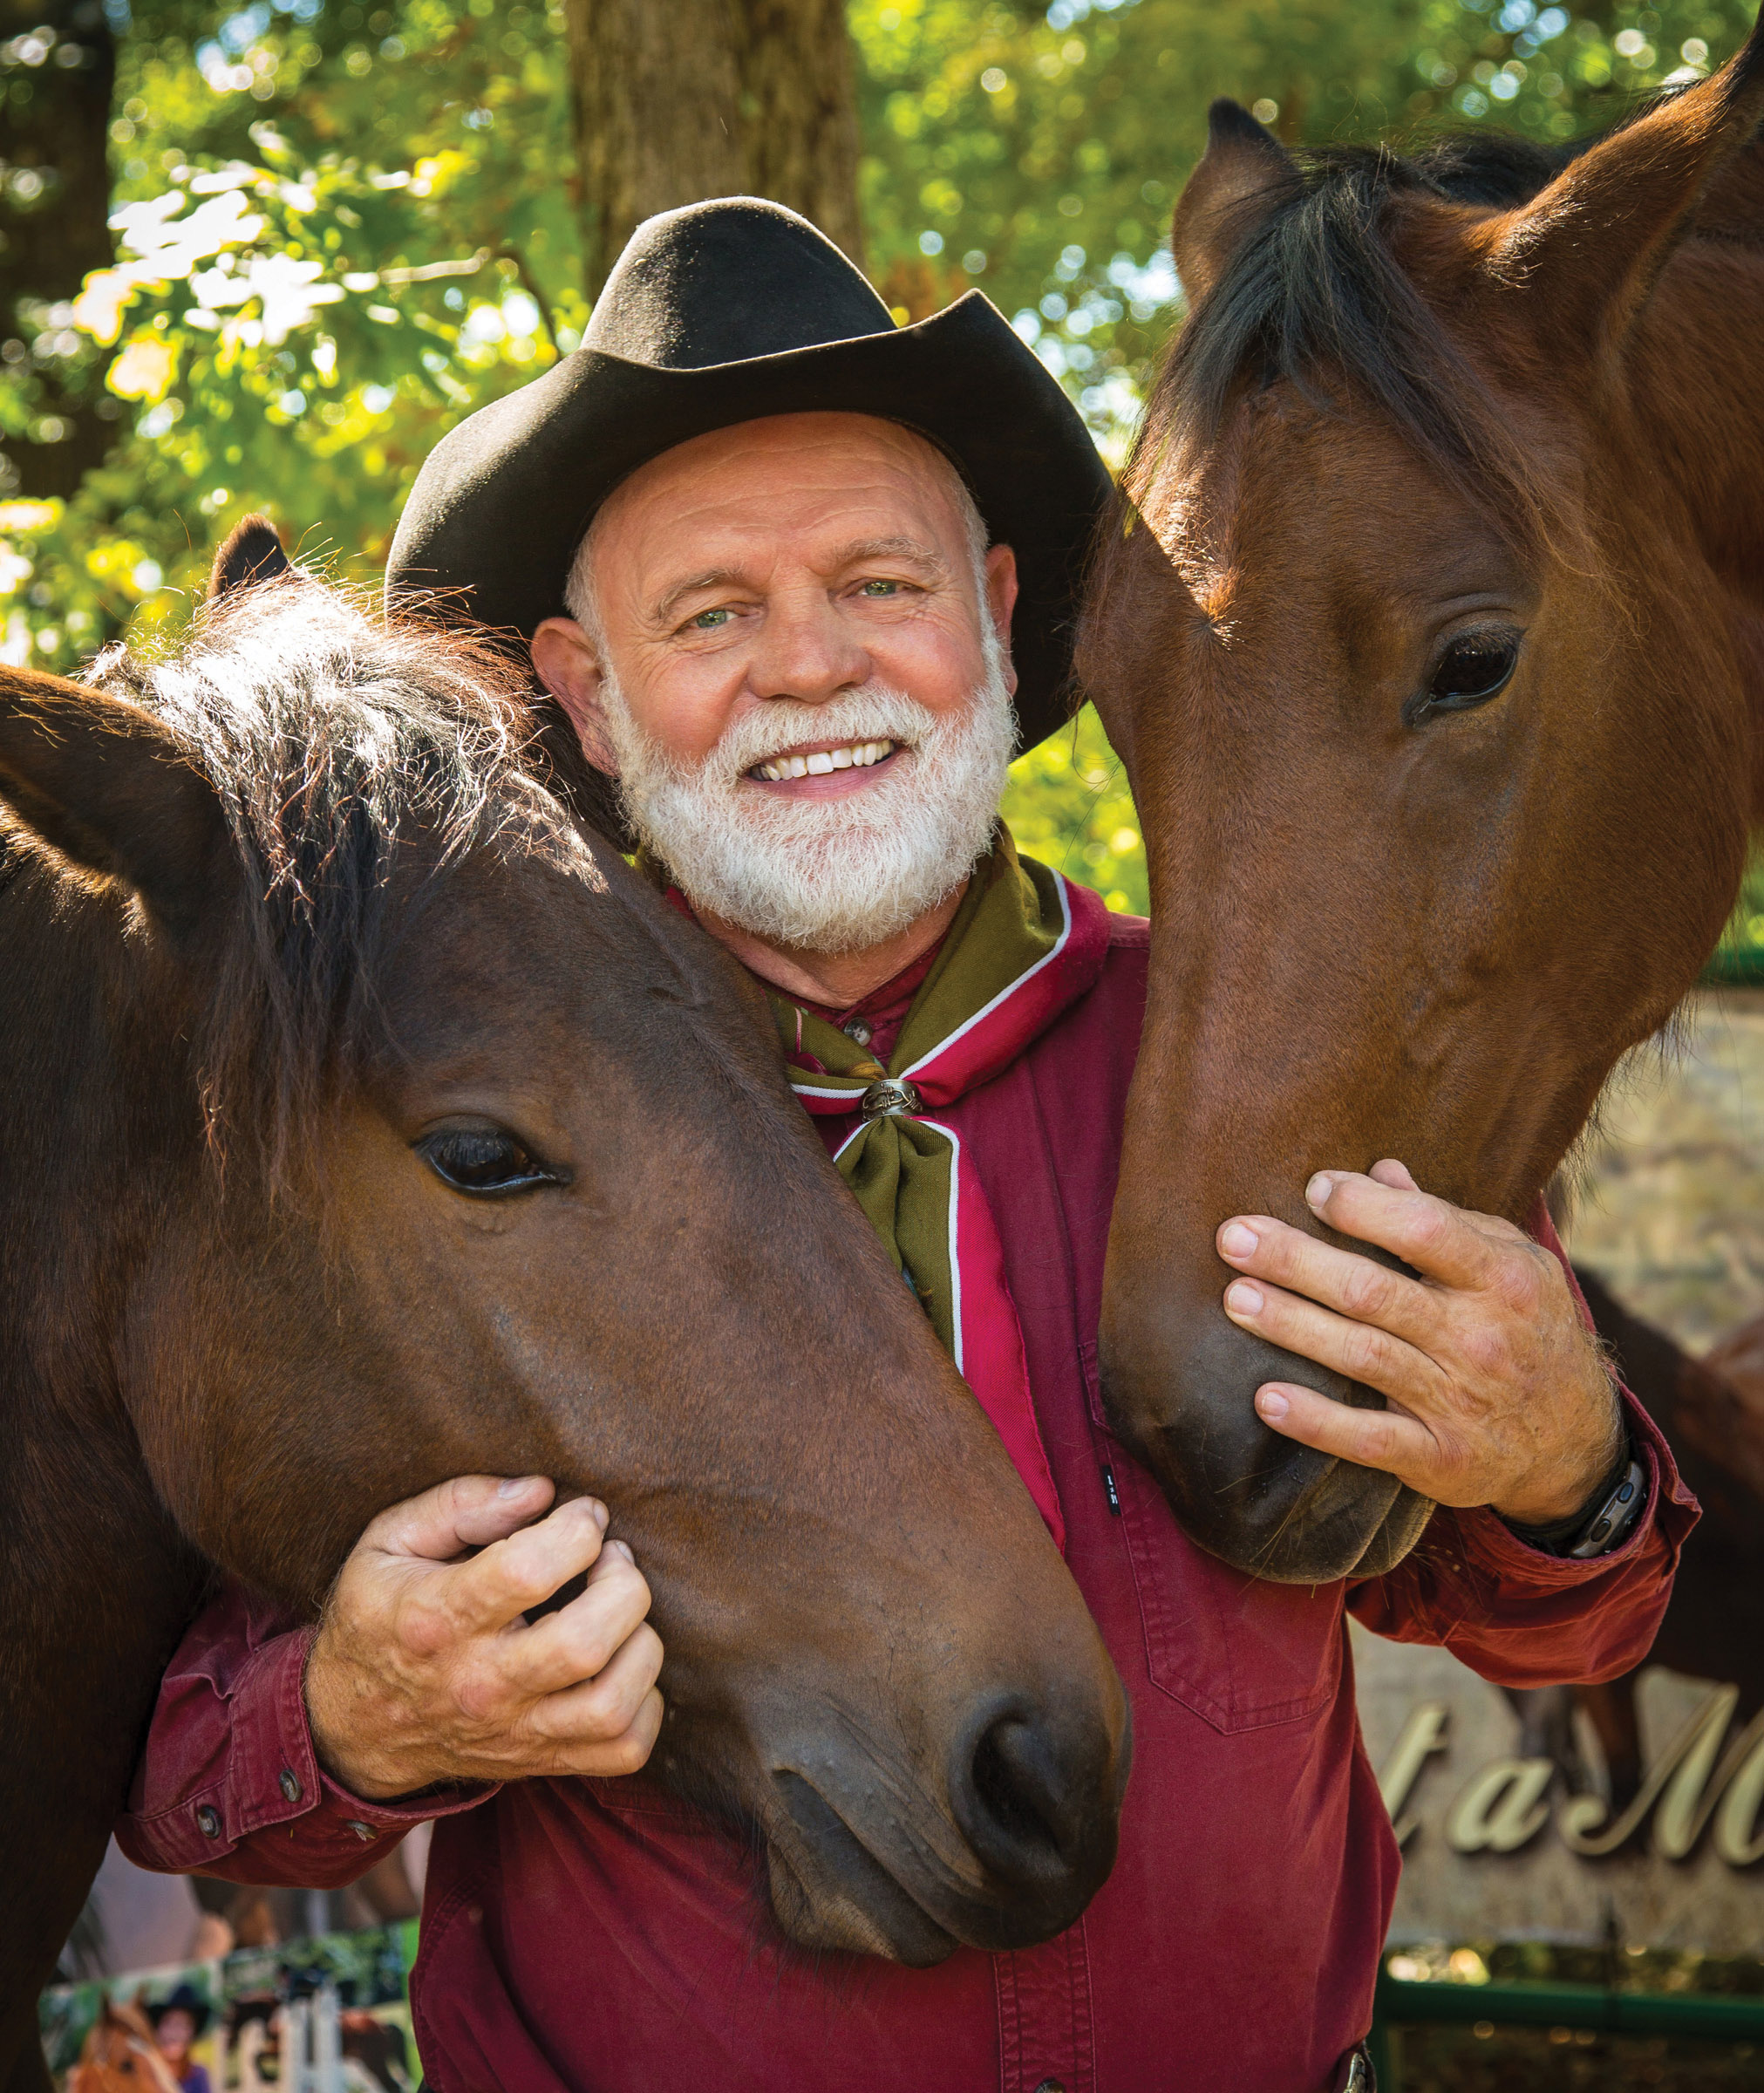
[117,1580,494,1890]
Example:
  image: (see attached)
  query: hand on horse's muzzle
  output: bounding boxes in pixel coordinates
[304,1475,665,1800]
[1216,1160,1624,1528]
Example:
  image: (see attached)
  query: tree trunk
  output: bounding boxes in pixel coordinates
[565,0,862,299]
[0,0,117,501]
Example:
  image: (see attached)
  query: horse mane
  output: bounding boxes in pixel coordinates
[1133,123,1599,536]
[89,582,584,1178]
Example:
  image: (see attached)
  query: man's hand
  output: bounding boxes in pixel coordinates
[1216,1160,1623,1525]
[305,1476,664,1800]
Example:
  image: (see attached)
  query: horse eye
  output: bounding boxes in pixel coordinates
[1413,629,1521,721]
[418,1128,556,1196]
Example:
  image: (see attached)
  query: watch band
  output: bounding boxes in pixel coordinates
[1563,1455,1648,1558]
[1502,1436,1648,1559]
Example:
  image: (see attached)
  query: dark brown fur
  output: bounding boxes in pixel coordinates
[1078,16,1764,1581]
[0,581,1129,2092]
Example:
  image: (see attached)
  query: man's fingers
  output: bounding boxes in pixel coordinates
[1253,1381,1440,1481]
[439,1495,610,1637]
[498,1545,654,1699]
[363,1474,558,1563]
[528,1622,666,1753]
[1303,1169,1509,1288]
[1223,1274,1435,1403]
[1217,1215,1440,1351]
[559,1685,665,1780]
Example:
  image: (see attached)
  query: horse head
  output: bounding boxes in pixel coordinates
[1078,13,1764,1582]
[0,569,1127,1980]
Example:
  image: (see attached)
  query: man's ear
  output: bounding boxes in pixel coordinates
[1170,99,1303,310]
[530,617,620,775]
[0,665,226,937]
[1478,7,1764,355]
[984,543,1019,699]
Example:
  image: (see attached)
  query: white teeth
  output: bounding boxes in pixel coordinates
[753,740,897,780]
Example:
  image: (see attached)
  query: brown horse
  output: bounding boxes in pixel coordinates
[0,566,1128,2093]
[1078,11,1764,1582]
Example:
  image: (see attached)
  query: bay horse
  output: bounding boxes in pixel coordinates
[0,556,1128,2093]
[1078,10,1764,1582]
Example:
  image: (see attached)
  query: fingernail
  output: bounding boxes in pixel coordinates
[497,1476,536,1498]
[1305,1172,1334,1210]
[1220,1222,1258,1258]
[1257,1388,1291,1421]
[588,1499,610,1531]
[608,1538,634,1564]
[1225,1281,1263,1318]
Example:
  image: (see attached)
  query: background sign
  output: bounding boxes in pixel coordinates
[1354,1625,1764,1955]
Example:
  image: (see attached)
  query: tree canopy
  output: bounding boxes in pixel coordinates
[3,0,1755,914]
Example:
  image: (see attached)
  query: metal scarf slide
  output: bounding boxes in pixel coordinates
[770,828,1112,1553]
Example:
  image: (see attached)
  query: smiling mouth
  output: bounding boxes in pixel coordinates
[748,739,899,782]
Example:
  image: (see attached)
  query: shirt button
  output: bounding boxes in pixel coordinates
[194,1805,221,1838]
[278,1769,303,1803]
[1033,2080,1066,2093]
[842,1017,874,1046]
[345,1819,378,1842]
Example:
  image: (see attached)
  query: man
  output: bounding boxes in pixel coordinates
[119,201,1693,2093]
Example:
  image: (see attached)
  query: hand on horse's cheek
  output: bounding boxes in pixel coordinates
[1216,1162,1624,1524]
[305,1475,665,1799]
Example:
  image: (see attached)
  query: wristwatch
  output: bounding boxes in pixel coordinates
[1502,1440,1649,1559]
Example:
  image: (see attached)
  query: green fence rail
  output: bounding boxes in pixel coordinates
[1368,1973,1764,2090]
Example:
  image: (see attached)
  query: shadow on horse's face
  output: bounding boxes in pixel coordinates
[0,588,1127,1977]
[1078,16,1764,1583]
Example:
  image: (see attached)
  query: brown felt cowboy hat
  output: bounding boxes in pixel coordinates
[385,197,1113,820]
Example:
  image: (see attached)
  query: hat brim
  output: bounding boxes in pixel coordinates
[387,293,1112,837]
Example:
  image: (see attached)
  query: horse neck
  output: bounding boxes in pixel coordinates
[1629,225,1764,800]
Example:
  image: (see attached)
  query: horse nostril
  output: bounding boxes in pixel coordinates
[957,1709,1082,1891]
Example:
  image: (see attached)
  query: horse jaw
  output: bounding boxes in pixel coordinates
[1098,1242,1433,1584]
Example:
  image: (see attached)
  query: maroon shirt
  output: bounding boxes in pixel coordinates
[118,915,1695,2093]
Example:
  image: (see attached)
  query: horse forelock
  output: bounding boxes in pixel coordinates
[90,581,599,1183]
[1130,132,1589,558]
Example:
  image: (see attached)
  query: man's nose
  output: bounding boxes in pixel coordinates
[746,592,871,705]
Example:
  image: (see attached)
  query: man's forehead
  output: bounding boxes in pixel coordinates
[594,412,968,568]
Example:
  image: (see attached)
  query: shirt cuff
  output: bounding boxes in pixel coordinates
[126,1620,495,1871]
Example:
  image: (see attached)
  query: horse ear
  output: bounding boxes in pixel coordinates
[1480,10,1764,352]
[208,513,291,598]
[1170,99,1302,309]
[0,665,224,936]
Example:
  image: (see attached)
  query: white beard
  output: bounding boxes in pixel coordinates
[599,648,1018,956]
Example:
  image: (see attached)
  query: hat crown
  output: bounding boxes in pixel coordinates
[583,196,895,370]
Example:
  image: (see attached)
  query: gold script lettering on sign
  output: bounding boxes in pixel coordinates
[1446,1758,1556,1854]
[1713,1716,1764,1866]
[1560,1684,1740,1859]
[1377,1701,1449,1848]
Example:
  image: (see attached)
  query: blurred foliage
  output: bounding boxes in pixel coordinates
[0,0,1758,911]
[1002,700,1146,913]
[1706,845,1764,978]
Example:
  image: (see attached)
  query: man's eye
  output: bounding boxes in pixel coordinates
[417,1128,558,1196]
[690,607,732,631]
[860,579,900,597]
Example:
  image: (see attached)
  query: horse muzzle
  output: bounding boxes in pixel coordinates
[1100,1304,1434,1584]
[758,1681,1132,1965]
